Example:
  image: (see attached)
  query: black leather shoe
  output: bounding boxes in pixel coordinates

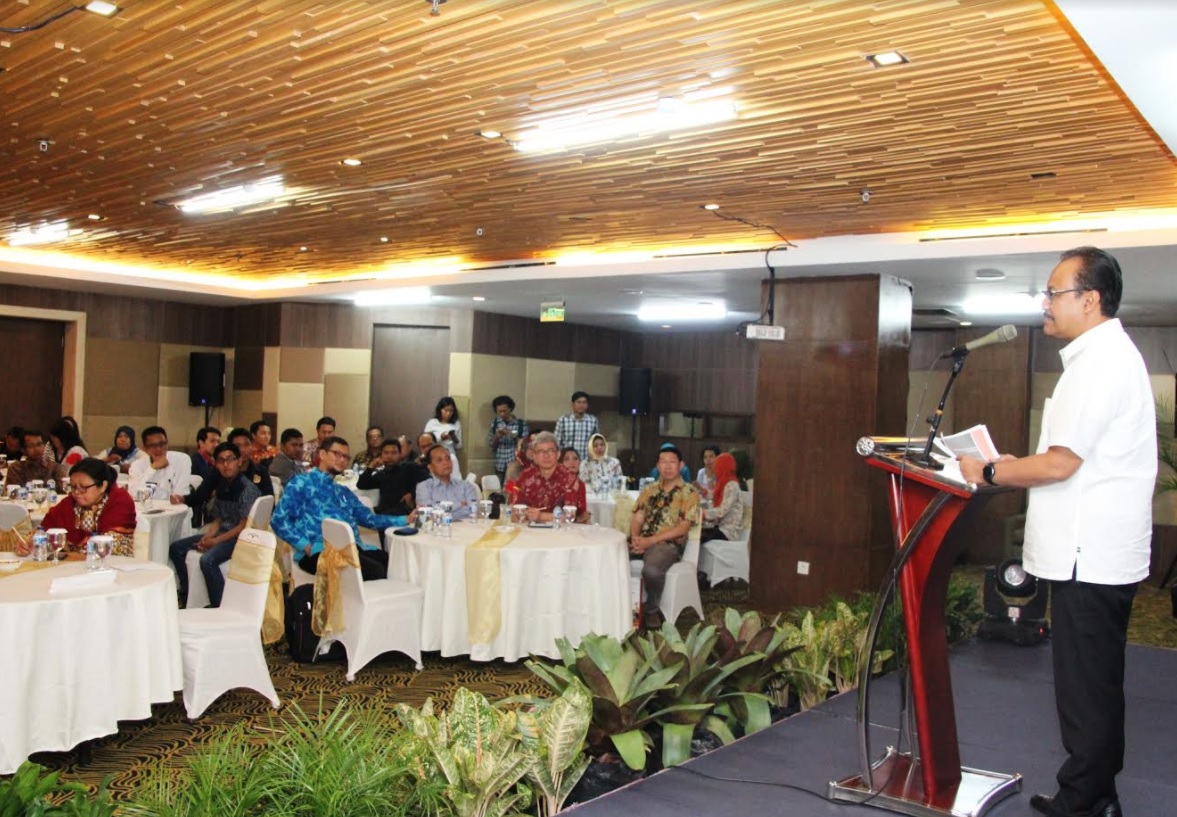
[1029,793,1122,817]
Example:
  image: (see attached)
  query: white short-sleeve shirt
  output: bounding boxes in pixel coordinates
[128,450,193,499]
[1022,319,1156,584]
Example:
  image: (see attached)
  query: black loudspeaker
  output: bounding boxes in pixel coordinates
[619,367,652,416]
[188,352,225,407]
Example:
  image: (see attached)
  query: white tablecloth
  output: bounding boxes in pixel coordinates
[134,502,195,564]
[0,557,182,774]
[387,521,630,661]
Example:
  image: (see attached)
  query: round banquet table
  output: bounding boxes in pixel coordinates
[134,501,195,564]
[387,521,630,662]
[0,557,182,774]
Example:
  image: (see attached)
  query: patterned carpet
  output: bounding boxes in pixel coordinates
[21,575,1176,803]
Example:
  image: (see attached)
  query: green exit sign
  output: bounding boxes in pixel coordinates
[540,301,566,322]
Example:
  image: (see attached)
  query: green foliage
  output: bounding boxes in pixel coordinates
[775,611,835,711]
[944,576,984,645]
[123,700,437,817]
[0,763,116,817]
[516,681,593,817]
[394,688,532,817]
[524,632,679,771]
[711,609,800,734]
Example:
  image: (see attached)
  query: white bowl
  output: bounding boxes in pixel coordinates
[0,560,21,573]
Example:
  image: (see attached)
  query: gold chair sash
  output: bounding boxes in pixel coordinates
[312,543,359,638]
[0,516,34,554]
[227,535,274,585]
[262,560,285,646]
[465,525,522,645]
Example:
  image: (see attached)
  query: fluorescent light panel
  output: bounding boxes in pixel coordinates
[961,293,1042,316]
[638,300,726,322]
[514,98,736,153]
[353,286,433,307]
[84,1,119,17]
[176,178,285,214]
[7,222,73,246]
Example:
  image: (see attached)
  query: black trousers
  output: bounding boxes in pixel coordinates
[1048,577,1137,814]
[298,548,389,582]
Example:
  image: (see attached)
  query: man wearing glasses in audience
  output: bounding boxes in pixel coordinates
[272,436,413,581]
[128,426,192,503]
[169,442,260,608]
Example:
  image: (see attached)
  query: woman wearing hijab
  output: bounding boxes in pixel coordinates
[579,432,623,492]
[701,452,744,543]
[98,425,147,474]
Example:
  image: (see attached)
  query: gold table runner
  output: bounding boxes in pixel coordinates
[465,525,521,644]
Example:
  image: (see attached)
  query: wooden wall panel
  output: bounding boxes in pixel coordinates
[751,275,911,612]
[471,311,631,365]
[234,346,265,390]
[0,317,64,431]
[278,302,457,350]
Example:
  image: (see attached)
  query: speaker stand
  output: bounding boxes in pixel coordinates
[203,404,211,429]
[628,414,639,482]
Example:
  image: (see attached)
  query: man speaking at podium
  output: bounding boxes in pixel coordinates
[961,247,1155,817]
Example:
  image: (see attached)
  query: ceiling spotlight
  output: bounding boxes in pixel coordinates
[860,189,871,203]
[478,130,501,140]
[702,203,720,210]
[959,320,974,327]
[425,0,446,16]
[84,1,120,17]
[87,213,103,221]
[974,268,1006,281]
[340,157,363,167]
[472,296,486,302]
[379,236,389,243]
[299,246,308,252]
[866,51,908,68]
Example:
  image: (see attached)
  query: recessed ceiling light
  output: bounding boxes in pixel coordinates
[866,51,908,68]
[974,268,1006,281]
[7,221,73,246]
[638,300,726,323]
[959,321,974,327]
[513,97,737,153]
[702,203,720,210]
[175,178,285,214]
[87,213,103,221]
[340,157,363,167]
[661,324,672,329]
[379,236,389,243]
[299,246,308,252]
[84,1,119,17]
[478,130,501,140]
[472,296,486,302]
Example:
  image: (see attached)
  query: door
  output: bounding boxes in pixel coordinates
[369,324,451,449]
[0,316,64,431]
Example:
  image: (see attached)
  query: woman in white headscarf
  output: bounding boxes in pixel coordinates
[579,433,623,492]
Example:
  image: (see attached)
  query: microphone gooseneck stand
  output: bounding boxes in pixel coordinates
[905,351,968,470]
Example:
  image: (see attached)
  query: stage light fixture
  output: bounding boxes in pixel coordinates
[978,558,1049,646]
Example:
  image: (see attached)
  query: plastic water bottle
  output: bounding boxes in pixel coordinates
[32,528,48,562]
[46,486,58,506]
[86,538,98,571]
[551,505,563,530]
[442,509,453,538]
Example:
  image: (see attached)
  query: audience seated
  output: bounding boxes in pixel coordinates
[190,426,221,483]
[579,433,623,490]
[4,426,25,461]
[629,444,699,629]
[302,416,336,467]
[3,430,61,489]
[514,431,587,523]
[272,435,411,581]
[249,420,279,467]
[415,444,479,519]
[128,426,192,502]
[268,427,305,484]
[352,425,384,470]
[701,452,744,543]
[187,428,273,517]
[357,439,418,516]
[49,417,88,470]
[559,447,581,474]
[169,441,260,607]
[647,441,692,483]
[42,458,136,556]
[694,444,721,499]
[97,425,148,475]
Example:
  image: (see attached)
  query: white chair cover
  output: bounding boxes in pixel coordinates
[184,495,276,610]
[177,528,280,718]
[480,474,502,494]
[0,503,29,529]
[319,518,424,680]
[188,474,203,491]
[630,519,704,625]
[465,471,479,486]
[699,490,752,586]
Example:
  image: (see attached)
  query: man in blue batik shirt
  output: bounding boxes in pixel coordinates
[272,435,413,581]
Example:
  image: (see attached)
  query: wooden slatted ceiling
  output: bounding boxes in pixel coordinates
[0,0,1174,282]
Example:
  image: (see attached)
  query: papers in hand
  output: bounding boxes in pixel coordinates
[49,570,118,594]
[933,424,999,462]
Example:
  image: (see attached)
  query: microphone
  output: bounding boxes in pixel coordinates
[940,324,1017,359]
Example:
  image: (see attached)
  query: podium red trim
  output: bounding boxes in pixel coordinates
[828,440,1021,817]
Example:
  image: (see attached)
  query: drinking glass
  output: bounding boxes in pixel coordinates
[477,499,493,525]
[91,535,114,569]
[31,487,48,507]
[47,529,68,564]
[511,504,528,526]
[562,504,578,526]
[145,482,159,510]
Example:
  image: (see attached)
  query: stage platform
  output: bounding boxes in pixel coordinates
[566,639,1177,816]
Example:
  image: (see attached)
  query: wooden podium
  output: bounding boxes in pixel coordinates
[827,437,1021,817]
